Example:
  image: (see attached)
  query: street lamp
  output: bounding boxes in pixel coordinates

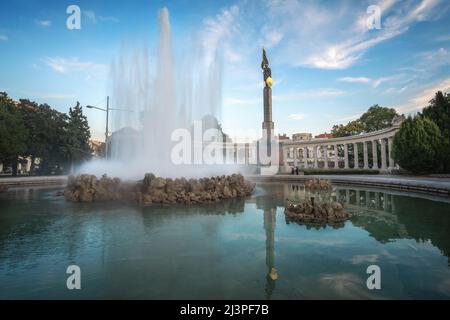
[86,96,134,159]
[86,96,110,159]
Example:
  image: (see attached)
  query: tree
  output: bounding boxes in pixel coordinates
[0,92,28,175]
[359,105,398,132]
[65,102,92,169]
[392,116,442,174]
[331,120,364,137]
[331,105,399,138]
[420,91,450,171]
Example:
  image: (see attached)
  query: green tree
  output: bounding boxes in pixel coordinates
[392,116,442,174]
[65,102,92,169]
[359,105,398,132]
[420,91,450,171]
[331,120,364,137]
[0,92,28,175]
[331,105,399,138]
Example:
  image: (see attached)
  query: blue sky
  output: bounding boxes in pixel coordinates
[1,0,450,140]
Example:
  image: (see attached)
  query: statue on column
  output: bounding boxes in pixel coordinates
[261,48,273,88]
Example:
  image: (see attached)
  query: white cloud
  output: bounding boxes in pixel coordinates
[83,10,97,24]
[42,57,107,75]
[288,113,305,120]
[201,5,239,64]
[338,75,399,87]
[0,34,8,41]
[396,77,450,113]
[262,30,284,48]
[37,20,52,27]
[265,0,446,69]
[40,93,75,99]
[274,88,346,102]
[98,16,119,23]
[338,77,371,84]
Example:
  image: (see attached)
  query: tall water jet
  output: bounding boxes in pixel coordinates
[80,7,233,179]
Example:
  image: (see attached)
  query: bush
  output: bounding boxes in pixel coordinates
[392,116,442,174]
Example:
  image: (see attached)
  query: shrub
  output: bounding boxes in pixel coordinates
[392,116,442,174]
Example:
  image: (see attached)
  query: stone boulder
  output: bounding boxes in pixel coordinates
[65,173,256,205]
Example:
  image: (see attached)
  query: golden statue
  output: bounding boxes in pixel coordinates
[261,48,273,87]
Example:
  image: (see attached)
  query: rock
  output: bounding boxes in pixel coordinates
[284,198,349,227]
[64,173,255,205]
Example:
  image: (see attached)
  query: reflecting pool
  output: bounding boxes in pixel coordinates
[0,183,449,299]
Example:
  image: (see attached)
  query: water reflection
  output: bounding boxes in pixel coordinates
[0,184,450,299]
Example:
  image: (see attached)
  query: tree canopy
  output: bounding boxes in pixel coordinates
[392,116,442,174]
[0,92,92,175]
[331,105,399,137]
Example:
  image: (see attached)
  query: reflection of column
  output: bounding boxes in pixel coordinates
[375,192,380,209]
[372,140,378,169]
[380,139,387,170]
[334,144,339,169]
[293,147,298,167]
[388,137,394,170]
[264,208,277,299]
[324,145,329,169]
[313,146,318,168]
[356,190,360,205]
[353,143,358,169]
[344,144,349,169]
[363,141,369,169]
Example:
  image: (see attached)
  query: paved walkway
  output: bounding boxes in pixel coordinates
[248,174,450,196]
[0,176,67,188]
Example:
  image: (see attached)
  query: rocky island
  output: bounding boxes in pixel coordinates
[64,173,255,205]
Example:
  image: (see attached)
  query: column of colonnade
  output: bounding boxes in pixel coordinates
[281,133,397,172]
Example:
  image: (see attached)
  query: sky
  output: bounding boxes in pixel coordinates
[1,0,450,141]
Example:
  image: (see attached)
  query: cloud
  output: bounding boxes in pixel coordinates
[350,254,379,264]
[265,0,446,69]
[83,10,97,24]
[396,77,450,113]
[201,5,240,64]
[0,34,8,41]
[338,77,371,84]
[435,34,450,42]
[274,88,346,102]
[338,75,399,87]
[261,30,284,48]
[42,57,107,75]
[288,113,305,120]
[40,93,75,99]
[98,16,119,23]
[37,20,51,27]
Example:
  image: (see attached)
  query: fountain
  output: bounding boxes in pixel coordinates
[79,8,241,180]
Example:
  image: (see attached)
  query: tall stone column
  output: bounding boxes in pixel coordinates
[388,137,394,170]
[293,147,298,168]
[372,140,378,169]
[283,147,289,172]
[334,144,339,169]
[313,146,318,168]
[303,148,307,168]
[344,144,349,169]
[363,141,369,169]
[324,145,329,169]
[353,143,359,169]
[380,139,387,170]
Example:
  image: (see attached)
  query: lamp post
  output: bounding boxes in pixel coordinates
[86,97,134,159]
[86,96,110,158]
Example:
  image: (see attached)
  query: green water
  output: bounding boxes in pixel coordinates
[0,183,449,299]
